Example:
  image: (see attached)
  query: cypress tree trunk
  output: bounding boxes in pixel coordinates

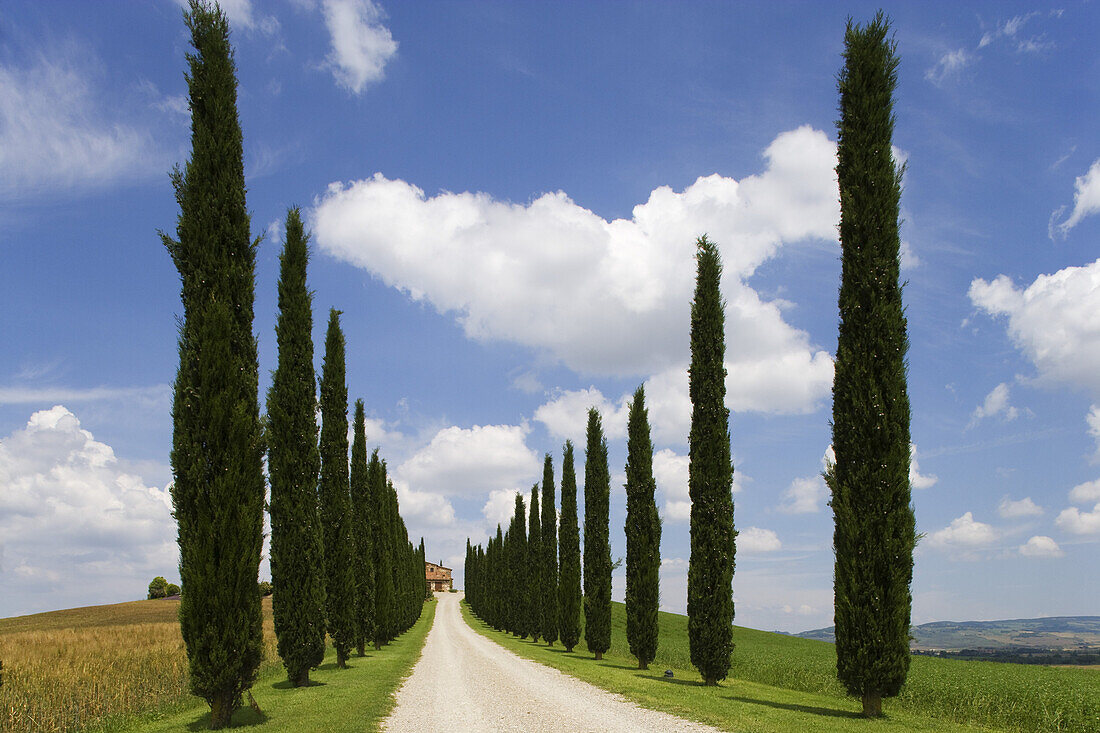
[687,235,736,686]
[163,2,264,725]
[625,385,661,670]
[540,454,559,646]
[319,310,356,668]
[527,486,542,643]
[369,451,393,650]
[267,208,326,688]
[558,441,582,652]
[831,12,915,719]
[583,408,612,660]
[350,400,375,656]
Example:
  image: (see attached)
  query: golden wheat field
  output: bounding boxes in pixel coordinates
[0,597,278,733]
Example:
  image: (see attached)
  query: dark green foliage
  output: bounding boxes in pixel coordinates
[510,492,529,637]
[350,399,375,656]
[162,2,264,724]
[540,454,559,645]
[625,385,661,669]
[166,583,181,596]
[319,309,356,668]
[831,12,915,717]
[148,577,168,600]
[267,207,326,687]
[369,453,394,648]
[491,525,505,630]
[583,408,612,659]
[527,485,542,643]
[558,440,582,651]
[257,581,273,597]
[687,234,736,686]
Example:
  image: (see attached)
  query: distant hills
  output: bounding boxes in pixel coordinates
[797,616,1100,651]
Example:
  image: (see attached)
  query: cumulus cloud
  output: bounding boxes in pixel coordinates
[0,51,164,200]
[653,448,690,521]
[1018,535,1064,558]
[1069,478,1100,504]
[909,445,939,490]
[998,496,1043,519]
[969,382,1019,427]
[927,512,997,550]
[314,126,838,413]
[778,476,827,514]
[322,0,398,94]
[969,260,1100,396]
[738,527,782,553]
[391,480,455,527]
[394,423,540,497]
[534,387,631,446]
[1055,503,1100,535]
[482,488,522,530]
[0,407,176,616]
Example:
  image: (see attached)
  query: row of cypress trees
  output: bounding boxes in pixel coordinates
[165,3,424,724]
[464,390,663,670]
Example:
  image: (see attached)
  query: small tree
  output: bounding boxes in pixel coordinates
[687,235,736,686]
[540,454,559,646]
[167,583,181,597]
[625,385,661,670]
[583,408,612,660]
[148,576,169,600]
[558,440,582,651]
[831,12,915,718]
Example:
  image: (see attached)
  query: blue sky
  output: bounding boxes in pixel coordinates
[1,1,1098,632]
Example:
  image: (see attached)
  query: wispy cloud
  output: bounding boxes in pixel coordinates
[322,0,398,94]
[0,384,170,405]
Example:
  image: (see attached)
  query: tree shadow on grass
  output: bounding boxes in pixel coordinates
[653,675,703,687]
[317,662,357,671]
[185,707,268,731]
[725,694,863,720]
[270,678,327,690]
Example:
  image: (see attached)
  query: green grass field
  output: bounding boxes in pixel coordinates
[460,600,1099,733]
[0,596,434,732]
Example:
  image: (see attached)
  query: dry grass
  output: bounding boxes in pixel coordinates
[0,597,279,733]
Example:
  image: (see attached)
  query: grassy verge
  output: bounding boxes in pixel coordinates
[460,600,1098,733]
[115,598,436,732]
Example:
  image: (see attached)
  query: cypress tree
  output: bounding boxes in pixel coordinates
[509,492,528,637]
[267,208,326,688]
[831,12,915,718]
[350,399,375,656]
[163,2,263,724]
[540,454,559,646]
[319,309,356,667]
[491,524,505,631]
[583,408,612,660]
[527,484,542,643]
[558,440,582,651]
[687,234,736,686]
[625,385,661,670]
[369,451,393,649]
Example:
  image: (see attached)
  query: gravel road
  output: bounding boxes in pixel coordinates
[382,592,720,733]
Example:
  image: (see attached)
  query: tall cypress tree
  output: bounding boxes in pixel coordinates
[583,408,612,660]
[267,208,326,688]
[687,234,736,686]
[527,485,542,642]
[491,524,505,631]
[558,441,581,651]
[509,492,528,637]
[350,399,375,656]
[163,2,264,725]
[625,385,661,670]
[368,451,393,649]
[831,12,915,719]
[319,309,356,668]
[540,454,559,646]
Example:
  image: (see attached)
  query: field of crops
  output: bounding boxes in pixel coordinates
[0,597,280,732]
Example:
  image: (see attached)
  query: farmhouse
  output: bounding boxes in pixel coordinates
[425,561,452,592]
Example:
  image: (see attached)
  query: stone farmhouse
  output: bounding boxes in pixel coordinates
[425,561,452,592]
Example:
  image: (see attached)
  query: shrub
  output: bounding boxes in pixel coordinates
[147,577,169,600]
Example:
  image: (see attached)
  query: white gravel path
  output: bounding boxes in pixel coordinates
[382,592,721,733]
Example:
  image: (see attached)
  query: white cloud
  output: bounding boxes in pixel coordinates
[969,260,1100,396]
[925,48,972,84]
[171,0,279,34]
[0,384,170,406]
[314,126,838,414]
[1055,503,1100,535]
[1052,159,1100,235]
[534,387,631,446]
[1069,478,1100,504]
[653,448,690,521]
[778,475,827,514]
[968,382,1019,427]
[0,407,176,616]
[482,488,522,531]
[394,423,540,497]
[0,52,164,200]
[391,480,455,527]
[998,496,1043,519]
[927,512,997,550]
[1088,406,1100,461]
[322,0,398,94]
[738,527,782,553]
[1019,535,1065,558]
[909,444,938,489]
